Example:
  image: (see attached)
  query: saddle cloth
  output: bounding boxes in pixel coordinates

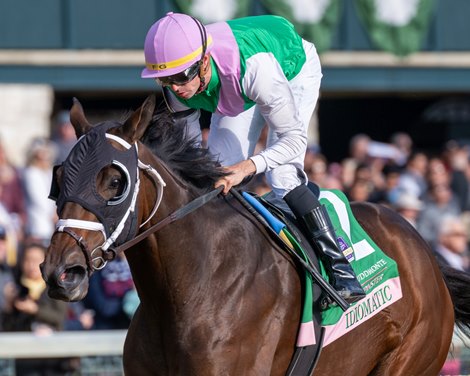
[243,189,403,348]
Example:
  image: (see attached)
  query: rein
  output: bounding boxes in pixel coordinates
[57,185,223,274]
[112,186,224,254]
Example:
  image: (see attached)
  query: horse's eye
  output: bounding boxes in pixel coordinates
[108,175,126,201]
[105,162,130,205]
[110,177,122,191]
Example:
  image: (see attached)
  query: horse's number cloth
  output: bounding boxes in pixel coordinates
[243,189,402,348]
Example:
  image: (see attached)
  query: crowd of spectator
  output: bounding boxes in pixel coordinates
[0,108,469,373]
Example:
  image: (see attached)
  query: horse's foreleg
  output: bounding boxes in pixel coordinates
[123,308,167,375]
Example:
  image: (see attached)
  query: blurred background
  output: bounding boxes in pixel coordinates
[2,0,470,165]
[1,0,470,375]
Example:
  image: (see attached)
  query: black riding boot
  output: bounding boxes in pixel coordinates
[284,184,366,306]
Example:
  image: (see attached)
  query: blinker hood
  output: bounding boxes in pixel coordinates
[56,123,139,244]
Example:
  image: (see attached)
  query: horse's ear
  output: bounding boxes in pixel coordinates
[70,98,92,138]
[122,94,156,142]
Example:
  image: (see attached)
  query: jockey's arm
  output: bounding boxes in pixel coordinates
[242,53,307,175]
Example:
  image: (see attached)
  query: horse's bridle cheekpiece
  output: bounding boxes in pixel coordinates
[49,123,166,273]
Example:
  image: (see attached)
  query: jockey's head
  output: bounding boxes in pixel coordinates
[141,12,212,90]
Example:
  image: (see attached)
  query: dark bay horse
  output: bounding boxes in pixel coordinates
[41,95,470,375]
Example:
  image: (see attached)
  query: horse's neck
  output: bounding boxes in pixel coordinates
[129,158,208,307]
[137,150,191,224]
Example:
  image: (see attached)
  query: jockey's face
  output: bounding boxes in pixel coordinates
[168,75,202,100]
[156,55,210,100]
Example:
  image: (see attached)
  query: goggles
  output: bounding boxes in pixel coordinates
[155,61,201,86]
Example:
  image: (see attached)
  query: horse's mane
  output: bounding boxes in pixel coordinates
[140,106,228,192]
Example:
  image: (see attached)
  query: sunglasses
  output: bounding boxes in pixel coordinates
[155,61,201,86]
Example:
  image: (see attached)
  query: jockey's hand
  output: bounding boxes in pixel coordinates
[215,159,257,195]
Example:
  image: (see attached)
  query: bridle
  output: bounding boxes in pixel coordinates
[52,132,166,274]
[53,131,223,275]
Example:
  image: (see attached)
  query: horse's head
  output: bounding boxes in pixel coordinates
[41,95,158,301]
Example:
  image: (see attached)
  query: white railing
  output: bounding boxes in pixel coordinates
[0,330,126,359]
[0,328,468,375]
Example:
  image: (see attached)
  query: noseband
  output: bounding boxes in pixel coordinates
[53,227,116,274]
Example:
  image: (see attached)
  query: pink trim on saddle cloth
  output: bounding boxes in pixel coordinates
[296,277,402,348]
[206,22,245,116]
[297,321,316,347]
[323,276,403,347]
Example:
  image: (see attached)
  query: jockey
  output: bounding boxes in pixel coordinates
[141,12,365,306]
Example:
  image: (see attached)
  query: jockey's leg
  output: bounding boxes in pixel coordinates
[284,184,366,306]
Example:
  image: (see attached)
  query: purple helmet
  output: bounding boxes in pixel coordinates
[141,12,213,78]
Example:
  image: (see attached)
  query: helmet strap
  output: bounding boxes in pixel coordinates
[197,77,206,94]
[196,60,207,94]
[191,16,208,95]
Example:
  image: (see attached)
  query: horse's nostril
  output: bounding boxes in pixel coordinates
[59,265,87,286]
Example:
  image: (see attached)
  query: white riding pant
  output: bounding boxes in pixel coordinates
[207,40,322,198]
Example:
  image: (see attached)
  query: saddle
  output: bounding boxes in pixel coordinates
[234,187,403,376]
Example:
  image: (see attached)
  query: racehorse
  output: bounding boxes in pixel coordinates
[41,95,470,375]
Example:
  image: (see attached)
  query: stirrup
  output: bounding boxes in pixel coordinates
[320,290,365,310]
[320,295,336,311]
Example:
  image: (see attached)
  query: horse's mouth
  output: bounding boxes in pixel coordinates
[45,264,89,302]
